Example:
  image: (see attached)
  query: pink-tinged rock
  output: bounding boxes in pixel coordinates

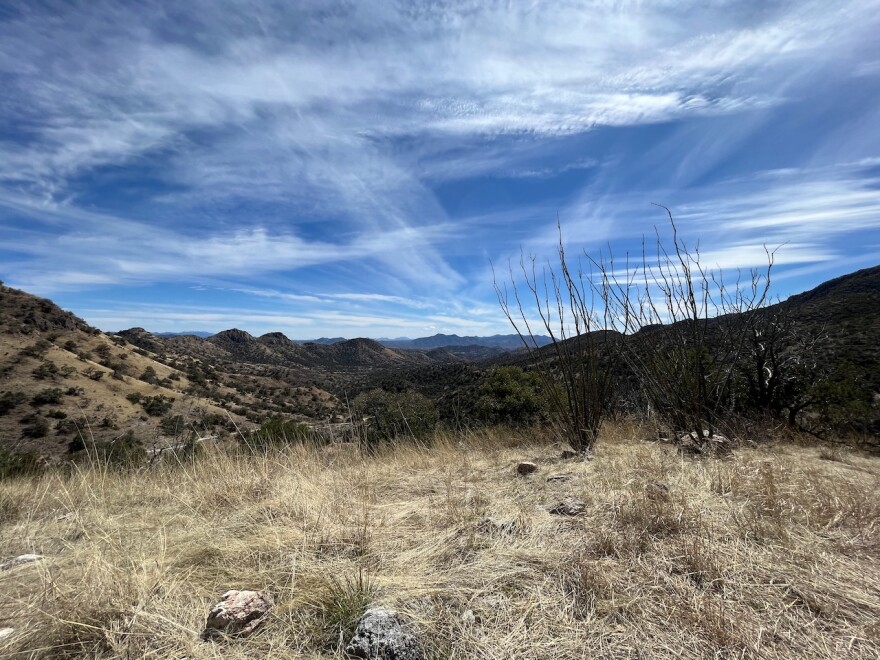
[202,589,273,640]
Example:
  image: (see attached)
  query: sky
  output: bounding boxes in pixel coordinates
[1,0,880,339]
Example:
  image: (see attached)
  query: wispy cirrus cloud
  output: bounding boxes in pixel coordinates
[0,1,878,335]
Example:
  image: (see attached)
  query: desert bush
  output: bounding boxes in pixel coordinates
[353,388,438,445]
[31,387,64,406]
[160,414,187,436]
[93,343,112,360]
[89,431,145,469]
[476,366,549,426]
[32,360,59,379]
[140,395,173,417]
[20,338,52,357]
[21,413,50,438]
[0,390,27,416]
[0,447,42,480]
[83,367,105,381]
[140,366,158,384]
[243,416,318,451]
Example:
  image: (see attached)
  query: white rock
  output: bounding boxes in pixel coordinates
[0,554,43,571]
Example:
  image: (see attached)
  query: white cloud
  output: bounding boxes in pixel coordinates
[1,0,878,333]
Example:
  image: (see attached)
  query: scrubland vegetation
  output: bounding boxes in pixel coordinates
[0,423,878,658]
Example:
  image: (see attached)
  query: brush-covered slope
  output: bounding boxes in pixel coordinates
[0,284,243,457]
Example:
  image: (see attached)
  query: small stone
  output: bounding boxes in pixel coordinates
[560,449,578,460]
[346,607,423,660]
[516,461,538,476]
[0,554,43,571]
[0,627,13,640]
[461,609,476,625]
[547,497,586,516]
[546,474,571,483]
[202,589,273,640]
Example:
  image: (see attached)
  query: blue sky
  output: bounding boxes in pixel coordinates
[1,1,879,339]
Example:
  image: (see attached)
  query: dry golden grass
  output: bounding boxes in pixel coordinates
[0,423,878,658]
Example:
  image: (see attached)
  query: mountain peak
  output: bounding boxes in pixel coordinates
[211,328,255,344]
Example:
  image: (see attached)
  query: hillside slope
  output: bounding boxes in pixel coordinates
[0,284,244,458]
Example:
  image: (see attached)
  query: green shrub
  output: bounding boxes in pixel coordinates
[90,431,145,469]
[0,447,42,480]
[32,360,59,380]
[243,417,317,451]
[160,414,187,436]
[140,366,158,384]
[31,388,64,406]
[0,391,27,416]
[84,367,105,381]
[141,395,173,417]
[476,366,548,427]
[21,414,50,438]
[353,388,438,445]
[20,339,52,358]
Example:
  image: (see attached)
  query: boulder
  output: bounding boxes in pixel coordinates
[0,554,43,571]
[547,497,586,516]
[516,461,538,476]
[202,590,273,640]
[345,606,423,660]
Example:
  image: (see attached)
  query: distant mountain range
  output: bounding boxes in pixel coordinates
[149,332,551,350]
[378,333,551,350]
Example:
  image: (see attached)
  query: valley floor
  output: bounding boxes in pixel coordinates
[0,425,878,658]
